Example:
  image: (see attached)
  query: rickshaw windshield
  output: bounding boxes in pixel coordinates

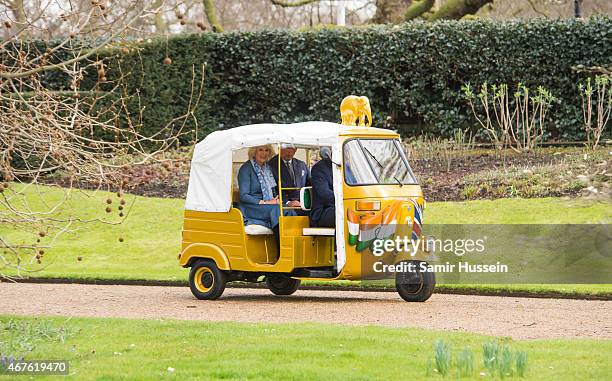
[343,139,417,186]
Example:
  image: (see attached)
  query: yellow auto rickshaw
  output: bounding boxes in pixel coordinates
[179,96,435,301]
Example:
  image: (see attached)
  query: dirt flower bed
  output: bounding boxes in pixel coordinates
[410,147,611,201]
[41,146,610,202]
[40,148,192,199]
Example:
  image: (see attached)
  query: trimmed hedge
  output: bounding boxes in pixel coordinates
[90,18,612,140]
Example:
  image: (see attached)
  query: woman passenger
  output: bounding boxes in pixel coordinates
[237,145,292,252]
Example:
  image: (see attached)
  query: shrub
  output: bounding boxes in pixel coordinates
[39,18,612,143]
[578,74,611,149]
[434,340,452,376]
[482,340,499,374]
[515,351,528,377]
[456,348,474,377]
[462,82,555,151]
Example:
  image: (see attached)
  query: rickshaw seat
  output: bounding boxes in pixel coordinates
[302,227,335,236]
[245,224,274,235]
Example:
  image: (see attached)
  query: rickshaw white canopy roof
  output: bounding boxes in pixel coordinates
[185,121,350,213]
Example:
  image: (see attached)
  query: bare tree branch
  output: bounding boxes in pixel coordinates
[525,0,549,17]
[270,0,319,7]
[572,65,612,76]
[0,0,206,277]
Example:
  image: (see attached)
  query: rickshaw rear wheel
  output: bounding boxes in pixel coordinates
[266,274,301,296]
[395,260,435,302]
[189,259,227,300]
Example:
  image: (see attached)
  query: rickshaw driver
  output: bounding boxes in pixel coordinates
[309,147,336,228]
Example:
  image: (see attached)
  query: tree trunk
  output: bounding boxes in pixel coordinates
[574,0,583,18]
[10,0,26,24]
[152,0,167,34]
[372,0,413,24]
[429,0,494,21]
[404,0,435,20]
[7,0,28,38]
[203,0,224,32]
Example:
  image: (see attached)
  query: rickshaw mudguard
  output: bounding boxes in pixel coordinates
[179,242,231,270]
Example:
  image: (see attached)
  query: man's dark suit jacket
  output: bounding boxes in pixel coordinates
[309,158,335,226]
[268,154,311,202]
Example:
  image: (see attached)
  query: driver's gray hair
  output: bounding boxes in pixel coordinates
[319,146,331,160]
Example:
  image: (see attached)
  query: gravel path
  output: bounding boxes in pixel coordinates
[1,282,610,340]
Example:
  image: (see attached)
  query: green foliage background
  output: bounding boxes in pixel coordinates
[78,18,611,141]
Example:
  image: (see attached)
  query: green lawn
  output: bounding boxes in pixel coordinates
[1,184,611,295]
[1,315,610,381]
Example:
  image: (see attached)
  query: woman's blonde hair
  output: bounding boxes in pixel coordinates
[247,144,276,161]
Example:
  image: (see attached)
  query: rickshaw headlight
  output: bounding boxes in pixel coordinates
[356,200,381,211]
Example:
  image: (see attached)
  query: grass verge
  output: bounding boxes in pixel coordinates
[1,184,611,296]
[1,315,611,381]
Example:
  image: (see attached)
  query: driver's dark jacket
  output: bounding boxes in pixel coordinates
[309,158,335,226]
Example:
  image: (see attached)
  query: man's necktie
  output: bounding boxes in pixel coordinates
[285,160,295,184]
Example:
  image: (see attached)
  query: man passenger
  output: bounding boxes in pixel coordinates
[269,143,311,211]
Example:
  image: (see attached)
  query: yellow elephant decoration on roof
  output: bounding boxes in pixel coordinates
[340,95,372,127]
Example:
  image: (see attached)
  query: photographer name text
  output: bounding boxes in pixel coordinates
[373,261,509,273]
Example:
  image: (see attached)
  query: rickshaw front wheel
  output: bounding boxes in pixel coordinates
[395,261,435,302]
[189,259,227,300]
[266,274,301,296]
